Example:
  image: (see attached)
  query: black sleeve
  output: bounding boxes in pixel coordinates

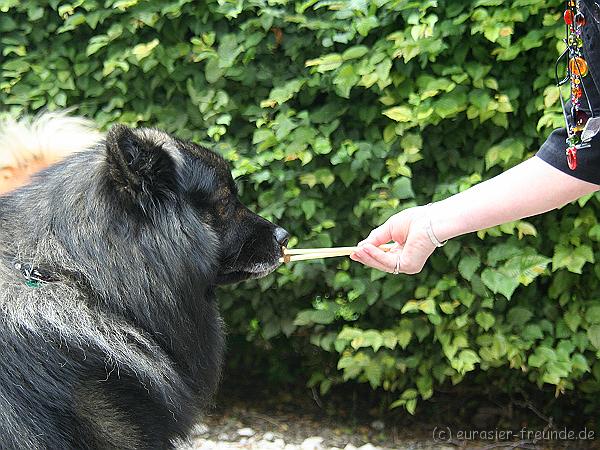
[536,127,600,185]
[536,0,600,185]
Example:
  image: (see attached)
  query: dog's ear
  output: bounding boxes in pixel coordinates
[105,124,178,202]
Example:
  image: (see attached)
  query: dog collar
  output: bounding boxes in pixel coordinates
[14,261,58,287]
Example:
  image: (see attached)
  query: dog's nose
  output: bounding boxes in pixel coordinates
[274,226,290,246]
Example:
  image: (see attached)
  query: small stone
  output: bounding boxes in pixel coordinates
[370,420,385,431]
[274,438,286,448]
[263,432,275,441]
[343,445,357,450]
[237,427,255,437]
[217,433,232,441]
[357,445,377,450]
[195,440,217,450]
[301,436,324,450]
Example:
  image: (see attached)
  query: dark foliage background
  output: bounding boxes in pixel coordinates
[2,0,600,418]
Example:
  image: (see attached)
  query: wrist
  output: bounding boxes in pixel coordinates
[425,203,448,246]
[427,201,457,243]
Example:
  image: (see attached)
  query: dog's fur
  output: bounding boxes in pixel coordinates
[0,111,102,194]
[0,114,288,449]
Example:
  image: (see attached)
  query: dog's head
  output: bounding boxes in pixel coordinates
[104,124,289,285]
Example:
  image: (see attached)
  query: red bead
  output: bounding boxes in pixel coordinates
[573,86,583,99]
[567,146,578,170]
[575,12,586,26]
[565,9,574,25]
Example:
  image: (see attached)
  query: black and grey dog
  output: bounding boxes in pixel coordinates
[0,118,289,449]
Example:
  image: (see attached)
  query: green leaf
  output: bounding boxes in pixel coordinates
[381,330,398,349]
[522,324,544,341]
[588,325,600,350]
[362,330,384,352]
[86,35,110,56]
[205,57,224,83]
[356,16,378,36]
[294,309,336,326]
[564,309,582,332]
[383,106,412,122]
[585,305,600,324]
[507,307,533,327]
[400,133,422,154]
[418,299,436,315]
[552,245,595,274]
[131,39,159,60]
[265,79,304,106]
[475,311,495,331]
[217,34,242,68]
[333,65,359,98]
[392,177,414,199]
[439,302,455,314]
[485,138,525,170]
[305,54,343,72]
[401,300,419,314]
[337,327,362,341]
[301,199,317,219]
[503,254,551,286]
[458,255,480,281]
[481,268,519,299]
[454,349,480,374]
[397,328,412,349]
[343,46,369,60]
[365,363,382,388]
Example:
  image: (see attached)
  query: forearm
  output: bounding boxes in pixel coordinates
[429,156,599,241]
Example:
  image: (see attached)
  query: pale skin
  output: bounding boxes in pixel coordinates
[350,156,600,274]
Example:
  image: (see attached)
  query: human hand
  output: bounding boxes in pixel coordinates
[350,206,438,274]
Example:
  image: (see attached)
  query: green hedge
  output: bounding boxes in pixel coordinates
[3,0,600,416]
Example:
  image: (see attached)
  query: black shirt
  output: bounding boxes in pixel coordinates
[536,0,600,185]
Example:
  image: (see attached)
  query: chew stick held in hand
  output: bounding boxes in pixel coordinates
[280,243,395,263]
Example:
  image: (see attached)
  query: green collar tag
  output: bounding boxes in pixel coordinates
[25,279,41,288]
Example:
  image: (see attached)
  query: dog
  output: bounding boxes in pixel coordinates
[0,113,289,449]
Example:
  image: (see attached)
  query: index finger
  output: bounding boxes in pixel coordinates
[358,219,393,247]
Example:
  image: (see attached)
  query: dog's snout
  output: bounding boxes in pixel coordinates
[274,226,290,246]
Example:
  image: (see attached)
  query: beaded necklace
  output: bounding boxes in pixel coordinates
[560,0,600,169]
[564,0,590,169]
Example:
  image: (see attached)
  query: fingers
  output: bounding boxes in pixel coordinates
[351,243,401,273]
[352,225,435,274]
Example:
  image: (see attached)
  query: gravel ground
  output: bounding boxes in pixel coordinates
[173,405,596,450]
[175,405,451,450]
[171,377,598,450]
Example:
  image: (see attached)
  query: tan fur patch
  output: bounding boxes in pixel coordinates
[0,111,102,194]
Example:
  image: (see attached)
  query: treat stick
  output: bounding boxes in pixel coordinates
[280,243,395,263]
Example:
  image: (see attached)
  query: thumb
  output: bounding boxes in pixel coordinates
[359,213,407,247]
